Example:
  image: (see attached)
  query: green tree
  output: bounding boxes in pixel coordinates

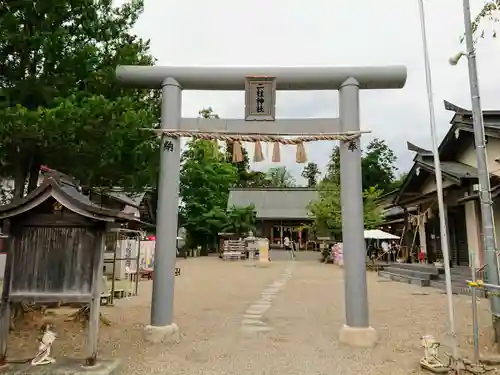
[222,205,256,236]
[0,0,159,198]
[266,166,296,187]
[324,145,340,184]
[361,139,397,193]
[308,181,342,237]
[225,136,269,188]
[180,109,238,249]
[301,162,321,187]
[224,140,252,187]
[362,186,384,229]
[472,2,500,39]
[324,141,398,193]
[245,171,269,187]
[198,107,269,188]
[308,181,383,239]
[389,171,408,191]
[311,138,392,237]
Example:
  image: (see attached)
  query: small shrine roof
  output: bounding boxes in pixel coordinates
[0,177,140,223]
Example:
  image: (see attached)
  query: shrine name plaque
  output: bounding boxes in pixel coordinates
[245,76,276,121]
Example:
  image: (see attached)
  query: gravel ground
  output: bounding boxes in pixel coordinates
[6,255,500,375]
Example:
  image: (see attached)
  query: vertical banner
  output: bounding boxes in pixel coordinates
[258,238,269,263]
[139,240,156,269]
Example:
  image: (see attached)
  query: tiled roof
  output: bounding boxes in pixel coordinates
[227,188,319,219]
[418,157,479,179]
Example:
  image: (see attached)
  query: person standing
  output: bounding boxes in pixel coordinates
[284,235,294,260]
[284,235,291,250]
[381,240,390,263]
[291,239,297,260]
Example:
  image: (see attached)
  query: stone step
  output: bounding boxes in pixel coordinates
[378,270,431,287]
[448,267,472,273]
[384,266,439,280]
[378,265,489,297]
[387,263,441,275]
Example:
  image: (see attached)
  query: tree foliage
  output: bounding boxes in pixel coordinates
[323,140,397,193]
[180,108,258,249]
[324,146,340,184]
[179,137,238,248]
[0,0,160,197]
[196,107,270,189]
[301,162,321,187]
[472,1,500,39]
[389,171,408,191]
[309,139,396,237]
[225,138,269,188]
[361,138,397,193]
[308,181,342,237]
[265,166,296,188]
[308,181,383,238]
[362,186,384,229]
[222,205,256,236]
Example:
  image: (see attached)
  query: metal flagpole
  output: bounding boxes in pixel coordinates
[461,0,500,341]
[417,0,458,360]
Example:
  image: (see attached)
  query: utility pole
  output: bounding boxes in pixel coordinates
[462,0,500,341]
[417,0,457,360]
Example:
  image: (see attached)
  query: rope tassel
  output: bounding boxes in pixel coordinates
[272,142,281,163]
[253,141,264,162]
[295,142,307,163]
[147,129,369,144]
[232,141,244,162]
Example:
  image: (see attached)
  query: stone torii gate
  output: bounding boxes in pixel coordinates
[115,65,407,347]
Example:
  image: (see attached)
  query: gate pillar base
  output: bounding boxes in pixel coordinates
[144,323,180,344]
[338,324,377,347]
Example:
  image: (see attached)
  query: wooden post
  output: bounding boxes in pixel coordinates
[442,201,452,268]
[110,232,117,305]
[0,220,12,366]
[135,236,141,296]
[85,229,106,367]
[402,208,412,259]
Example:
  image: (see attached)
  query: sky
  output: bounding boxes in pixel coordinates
[127,0,500,184]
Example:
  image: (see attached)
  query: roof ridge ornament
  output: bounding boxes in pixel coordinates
[407,141,431,154]
[444,100,468,113]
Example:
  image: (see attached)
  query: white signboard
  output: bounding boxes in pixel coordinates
[245,77,276,121]
[103,239,139,279]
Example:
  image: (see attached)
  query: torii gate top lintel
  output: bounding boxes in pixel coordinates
[115,65,407,91]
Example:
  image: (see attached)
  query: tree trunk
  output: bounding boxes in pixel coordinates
[12,158,28,201]
[26,154,41,193]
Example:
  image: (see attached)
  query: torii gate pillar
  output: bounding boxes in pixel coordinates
[116,65,407,347]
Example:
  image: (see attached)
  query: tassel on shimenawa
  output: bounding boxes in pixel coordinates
[295,142,307,163]
[272,142,281,162]
[253,141,265,162]
[232,141,244,163]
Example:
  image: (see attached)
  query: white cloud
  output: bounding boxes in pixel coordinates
[128,0,500,182]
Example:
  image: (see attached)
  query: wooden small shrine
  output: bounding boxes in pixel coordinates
[0,177,139,366]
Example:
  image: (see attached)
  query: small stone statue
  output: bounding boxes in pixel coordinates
[31,323,56,366]
[420,335,448,373]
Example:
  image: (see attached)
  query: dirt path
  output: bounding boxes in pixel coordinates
[7,256,500,375]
